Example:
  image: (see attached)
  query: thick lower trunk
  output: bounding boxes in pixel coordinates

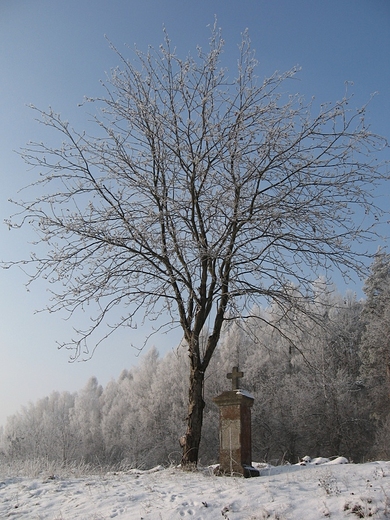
[181,366,205,468]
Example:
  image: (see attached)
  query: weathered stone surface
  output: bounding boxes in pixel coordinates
[213,388,259,477]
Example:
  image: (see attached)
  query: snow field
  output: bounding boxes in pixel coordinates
[0,461,390,519]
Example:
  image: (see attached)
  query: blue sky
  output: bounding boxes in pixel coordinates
[0,0,389,427]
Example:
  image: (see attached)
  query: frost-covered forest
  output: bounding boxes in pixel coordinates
[1,253,390,468]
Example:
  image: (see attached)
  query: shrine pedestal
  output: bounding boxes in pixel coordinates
[213,389,260,477]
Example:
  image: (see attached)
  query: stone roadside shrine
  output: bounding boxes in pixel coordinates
[213,366,260,477]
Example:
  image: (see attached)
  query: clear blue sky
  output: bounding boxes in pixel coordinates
[0,0,389,427]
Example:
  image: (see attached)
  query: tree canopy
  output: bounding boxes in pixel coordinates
[5,24,389,465]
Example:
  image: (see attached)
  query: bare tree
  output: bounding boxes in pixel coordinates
[5,25,388,466]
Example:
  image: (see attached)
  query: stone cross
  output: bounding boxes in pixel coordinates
[213,364,259,477]
[227,366,244,390]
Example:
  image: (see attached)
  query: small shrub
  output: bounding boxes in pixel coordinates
[318,472,340,496]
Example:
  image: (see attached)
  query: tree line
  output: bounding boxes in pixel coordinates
[1,253,390,468]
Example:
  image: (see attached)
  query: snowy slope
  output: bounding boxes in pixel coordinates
[1,460,390,519]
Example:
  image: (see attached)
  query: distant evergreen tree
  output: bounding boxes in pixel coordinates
[360,251,390,394]
[359,251,390,456]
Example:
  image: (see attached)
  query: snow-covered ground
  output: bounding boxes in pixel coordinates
[1,458,390,519]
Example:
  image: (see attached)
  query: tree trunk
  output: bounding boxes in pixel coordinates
[181,364,205,468]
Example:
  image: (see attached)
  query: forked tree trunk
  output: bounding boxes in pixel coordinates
[181,364,205,468]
